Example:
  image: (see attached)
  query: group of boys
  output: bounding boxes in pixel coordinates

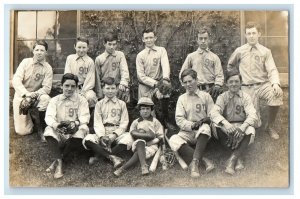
[12,21,283,179]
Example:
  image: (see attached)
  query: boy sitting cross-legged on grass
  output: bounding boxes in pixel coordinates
[83,77,133,169]
[114,97,164,177]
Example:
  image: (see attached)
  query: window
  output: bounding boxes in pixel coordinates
[13,10,78,74]
[243,11,289,73]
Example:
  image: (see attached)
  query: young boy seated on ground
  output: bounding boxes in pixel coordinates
[114,97,164,177]
[83,77,132,168]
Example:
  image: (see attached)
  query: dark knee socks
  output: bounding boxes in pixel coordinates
[45,136,62,159]
[85,140,110,158]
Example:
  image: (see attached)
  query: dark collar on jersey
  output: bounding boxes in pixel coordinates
[103,96,118,103]
[103,50,117,58]
[137,116,154,122]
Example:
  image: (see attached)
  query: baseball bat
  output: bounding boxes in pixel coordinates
[164,134,188,170]
[149,146,162,172]
[161,129,168,170]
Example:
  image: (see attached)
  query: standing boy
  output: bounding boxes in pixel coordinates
[44,73,90,179]
[83,77,133,168]
[114,97,164,177]
[179,28,224,101]
[209,70,258,175]
[94,32,130,102]
[64,37,97,108]
[136,28,173,129]
[169,68,215,178]
[12,40,53,142]
[227,22,283,139]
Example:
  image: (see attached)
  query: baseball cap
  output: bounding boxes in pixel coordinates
[137,97,154,106]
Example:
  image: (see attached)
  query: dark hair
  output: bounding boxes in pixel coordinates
[225,70,242,82]
[245,21,261,33]
[104,32,118,43]
[198,27,210,35]
[102,77,116,87]
[76,36,89,45]
[180,68,197,81]
[138,104,154,111]
[33,40,48,51]
[61,73,79,86]
[142,28,156,36]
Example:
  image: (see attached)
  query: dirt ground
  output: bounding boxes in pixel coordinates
[8,88,289,188]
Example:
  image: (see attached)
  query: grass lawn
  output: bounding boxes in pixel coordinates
[9,88,289,188]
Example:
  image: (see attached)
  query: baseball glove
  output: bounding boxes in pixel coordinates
[156,80,172,96]
[226,128,245,150]
[57,121,79,135]
[117,88,130,103]
[191,117,211,130]
[100,136,112,153]
[19,96,38,115]
[131,129,156,141]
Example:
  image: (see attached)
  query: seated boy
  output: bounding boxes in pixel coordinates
[83,77,132,168]
[209,70,258,175]
[44,73,90,179]
[114,97,163,177]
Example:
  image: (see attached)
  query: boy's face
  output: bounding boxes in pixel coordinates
[33,45,47,62]
[197,32,209,50]
[103,84,117,99]
[62,79,77,98]
[182,75,198,94]
[139,106,152,119]
[74,41,88,57]
[104,40,117,54]
[226,75,241,94]
[245,27,261,46]
[142,32,157,48]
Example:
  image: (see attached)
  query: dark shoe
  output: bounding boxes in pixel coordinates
[141,164,149,175]
[235,158,245,171]
[267,128,279,140]
[225,154,237,175]
[109,155,124,168]
[46,160,57,172]
[202,157,215,173]
[190,159,200,178]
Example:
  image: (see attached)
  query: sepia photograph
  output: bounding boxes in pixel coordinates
[8,8,289,189]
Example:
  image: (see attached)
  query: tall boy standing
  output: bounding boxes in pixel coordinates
[136,28,173,129]
[64,37,97,108]
[94,32,130,102]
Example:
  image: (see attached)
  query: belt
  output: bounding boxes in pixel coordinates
[242,82,265,87]
[103,123,118,127]
[198,83,214,91]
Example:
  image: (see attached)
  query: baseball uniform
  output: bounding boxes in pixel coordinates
[64,54,97,107]
[44,93,90,143]
[94,50,130,99]
[83,96,132,149]
[12,57,53,135]
[129,116,164,159]
[136,45,170,99]
[227,43,283,126]
[169,89,214,151]
[179,48,224,87]
[209,90,258,141]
